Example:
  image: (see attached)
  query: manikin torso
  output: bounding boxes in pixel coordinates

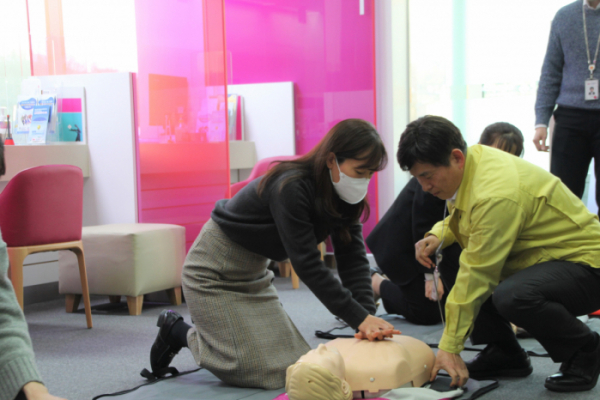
[326,336,435,398]
[288,335,436,400]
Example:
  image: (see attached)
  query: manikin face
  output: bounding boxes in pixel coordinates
[297,344,346,381]
[409,149,465,200]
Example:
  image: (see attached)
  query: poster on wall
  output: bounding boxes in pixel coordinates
[55,87,86,143]
[227,94,243,140]
[15,96,36,143]
[27,105,50,144]
[37,94,58,138]
[206,90,227,143]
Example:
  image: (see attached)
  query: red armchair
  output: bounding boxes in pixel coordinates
[0,165,93,328]
[230,155,301,197]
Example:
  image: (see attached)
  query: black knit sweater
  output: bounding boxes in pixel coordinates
[211,171,376,329]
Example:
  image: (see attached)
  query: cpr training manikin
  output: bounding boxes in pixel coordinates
[285,335,463,400]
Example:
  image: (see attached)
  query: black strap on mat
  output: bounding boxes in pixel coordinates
[427,343,550,357]
[315,328,354,339]
[91,367,201,399]
[434,373,499,400]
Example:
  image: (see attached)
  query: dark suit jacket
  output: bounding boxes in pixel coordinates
[366,177,448,286]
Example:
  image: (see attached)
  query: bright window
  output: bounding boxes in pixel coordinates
[409,0,572,170]
[0,0,31,115]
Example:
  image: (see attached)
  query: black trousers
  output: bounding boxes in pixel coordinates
[380,276,446,325]
[467,261,600,362]
[551,106,600,212]
[379,244,461,326]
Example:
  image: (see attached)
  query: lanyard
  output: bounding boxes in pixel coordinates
[583,1,600,79]
[433,203,448,327]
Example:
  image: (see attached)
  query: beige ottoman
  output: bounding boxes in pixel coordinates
[59,223,185,315]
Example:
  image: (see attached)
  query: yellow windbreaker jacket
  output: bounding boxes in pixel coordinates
[429,145,600,354]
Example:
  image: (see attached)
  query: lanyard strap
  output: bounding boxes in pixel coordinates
[433,204,448,327]
[583,1,600,79]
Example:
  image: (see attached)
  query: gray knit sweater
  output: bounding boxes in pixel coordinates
[0,232,43,400]
[535,0,600,125]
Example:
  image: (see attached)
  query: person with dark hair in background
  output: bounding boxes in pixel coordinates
[400,115,600,393]
[0,142,67,400]
[367,122,523,326]
[147,119,400,390]
[534,0,600,213]
[479,122,524,157]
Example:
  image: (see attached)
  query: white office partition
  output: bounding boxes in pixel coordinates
[228,81,295,160]
[38,72,137,226]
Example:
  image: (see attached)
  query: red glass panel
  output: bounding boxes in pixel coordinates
[135,0,229,249]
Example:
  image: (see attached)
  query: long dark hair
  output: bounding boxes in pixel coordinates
[258,119,387,242]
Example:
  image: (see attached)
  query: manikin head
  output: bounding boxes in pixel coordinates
[286,344,352,400]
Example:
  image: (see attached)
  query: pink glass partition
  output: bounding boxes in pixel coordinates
[26,0,376,248]
[224,0,379,241]
[27,0,230,250]
[135,0,229,249]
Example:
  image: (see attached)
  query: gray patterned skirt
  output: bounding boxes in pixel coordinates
[181,218,310,389]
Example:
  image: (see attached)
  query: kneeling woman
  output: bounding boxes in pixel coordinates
[149,119,398,389]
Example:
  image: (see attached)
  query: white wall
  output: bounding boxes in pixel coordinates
[375,0,411,217]
[228,82,295,161]
[37,72,138,227]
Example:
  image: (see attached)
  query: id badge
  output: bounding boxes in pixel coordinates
[585,79,599,101]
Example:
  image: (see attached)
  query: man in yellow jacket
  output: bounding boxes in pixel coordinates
[398,116,600,393]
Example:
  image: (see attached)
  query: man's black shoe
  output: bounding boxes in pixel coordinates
[465,344,533,380]
[545,337,600,392]
[150,309,184,373]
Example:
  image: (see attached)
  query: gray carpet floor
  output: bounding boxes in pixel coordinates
[23,275,600,400]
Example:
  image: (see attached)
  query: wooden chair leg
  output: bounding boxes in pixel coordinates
[71,242,93,328]
[65,294,82,313]
[166,287,182,306]
[108,296,121,304]
[126,295,144,316]
[7,247,29,310]
[318,242,326,261]
[291,265,300,289]
[278,261,291,278]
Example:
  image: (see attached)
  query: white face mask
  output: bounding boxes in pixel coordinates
[329,158,371,204]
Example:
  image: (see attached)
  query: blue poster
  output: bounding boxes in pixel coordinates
[28,105,50,144]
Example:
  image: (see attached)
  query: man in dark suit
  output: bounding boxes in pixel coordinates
[367,178,461,325]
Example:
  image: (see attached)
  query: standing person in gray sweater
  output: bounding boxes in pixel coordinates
[0,143,66,400]
[534,0,600,211]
